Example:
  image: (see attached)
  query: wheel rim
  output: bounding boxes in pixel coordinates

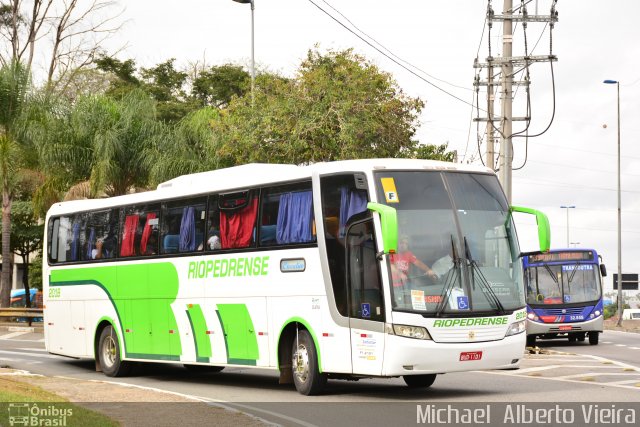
[102,334,117,368]
[292,343,310,383]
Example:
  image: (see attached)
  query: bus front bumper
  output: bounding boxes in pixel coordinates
[526,315,603,336]
[382,332,525,376]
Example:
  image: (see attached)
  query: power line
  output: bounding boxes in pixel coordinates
[305,0,480,110]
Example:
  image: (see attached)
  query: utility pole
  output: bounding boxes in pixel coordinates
[498,0,514,202]
[473,0,558,203]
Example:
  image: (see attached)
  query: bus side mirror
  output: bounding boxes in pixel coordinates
[367,202,398,255]
[510,206,551,253]
[600,264,607,277]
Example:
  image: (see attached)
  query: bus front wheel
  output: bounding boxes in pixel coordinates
[98,325,130,377]
[588,332,599,345]
[291,329,326,395]
[403,374,437,388]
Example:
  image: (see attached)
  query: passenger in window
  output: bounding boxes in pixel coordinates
[390,236,438,287]
[92,239,103,259]
[145,234,158,255]
[206,224,221,250]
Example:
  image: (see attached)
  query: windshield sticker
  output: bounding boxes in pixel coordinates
[448,288,465,309]
[564,295,571,303]
[457,296,470,310]
[411,290,426,310]
[361,303,371,318]
[381,177,400,203]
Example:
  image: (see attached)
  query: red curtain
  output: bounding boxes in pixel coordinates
[140,212,157,254]
[120,215,139,257]
[220,198,258,249]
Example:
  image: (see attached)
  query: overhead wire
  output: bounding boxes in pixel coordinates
[305,0,479,110]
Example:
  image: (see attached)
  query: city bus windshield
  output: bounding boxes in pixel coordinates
[375,171,524,315]
[526,263,601,305]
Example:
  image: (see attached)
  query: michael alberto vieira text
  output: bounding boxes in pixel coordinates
[416,404,636,425]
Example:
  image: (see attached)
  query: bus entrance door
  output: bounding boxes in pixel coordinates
[345,219,385,376]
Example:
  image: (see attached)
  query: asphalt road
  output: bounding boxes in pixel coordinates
[2,328,640,426]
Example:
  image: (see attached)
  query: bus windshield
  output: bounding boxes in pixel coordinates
[526,264,601,305]
[375,171,524,315]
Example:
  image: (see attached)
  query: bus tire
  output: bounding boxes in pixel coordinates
[184,364,224,373]
[403,374,437,388]
[588,332,599,345]
[291,329,326,395]
[526,335,536,347]
[98,325,130,377]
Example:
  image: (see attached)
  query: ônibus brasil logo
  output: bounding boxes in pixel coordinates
[7,403,73,426]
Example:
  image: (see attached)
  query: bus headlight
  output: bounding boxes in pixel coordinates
[390,324,432,340]
[527,312,539,321]
[506,320,526,336]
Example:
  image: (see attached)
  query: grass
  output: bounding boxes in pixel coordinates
[0,377,118,427]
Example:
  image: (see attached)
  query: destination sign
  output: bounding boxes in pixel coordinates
[528,251,594,263]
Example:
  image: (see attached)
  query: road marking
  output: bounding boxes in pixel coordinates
[615,344,627,347]
[0,350,61,360]
[0,331,30,340]
[602,341,613,344]
[15,347,48,353]
[630,347,640,350]
[89,378,315,427]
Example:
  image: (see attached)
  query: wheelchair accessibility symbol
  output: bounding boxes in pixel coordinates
[361,303,371,318]
[457,296,469,310]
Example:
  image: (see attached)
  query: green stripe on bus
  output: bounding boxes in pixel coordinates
[216,304,258,366]
[50,263,182,360]
[186,304,212,363]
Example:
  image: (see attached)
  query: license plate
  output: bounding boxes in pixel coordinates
[559,325,573,331]
[459,351,483,361]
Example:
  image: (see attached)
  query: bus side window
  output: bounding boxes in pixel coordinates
[205,195,222,251]
[218,190,258,249]
[259,182,314,246]
[161,197,206,253]
[120,204,160,257]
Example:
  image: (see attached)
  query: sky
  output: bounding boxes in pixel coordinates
[102,0,640,293]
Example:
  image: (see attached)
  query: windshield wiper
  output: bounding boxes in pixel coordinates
[435,235,464,317]
[567,261,582,292]
[464,237,505,315]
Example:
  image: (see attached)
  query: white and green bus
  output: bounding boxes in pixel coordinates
[44,159,550,395]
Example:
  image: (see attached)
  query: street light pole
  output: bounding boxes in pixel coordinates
[603,79,623,327]
[560,205,575,247]
[232,0,255,105]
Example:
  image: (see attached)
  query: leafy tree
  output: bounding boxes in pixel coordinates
[1,200,42,307]
[191,64,250,108]
[28,254,42,291]
[146,106,233,184]
[94,56,141,99]
[412,143,456,162]
[0,61,35,308]
[214,48,426,165]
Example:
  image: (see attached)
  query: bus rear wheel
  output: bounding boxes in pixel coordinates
[98,325,130,377]
[588,332,599,345]
[403,374,437,388]
[291,330,326,395]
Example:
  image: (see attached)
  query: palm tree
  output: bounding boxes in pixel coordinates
[0,61,33,308]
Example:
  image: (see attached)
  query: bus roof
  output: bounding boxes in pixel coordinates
[45,159,493,217]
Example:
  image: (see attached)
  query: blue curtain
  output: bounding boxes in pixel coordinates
[179,207,196,252]
[339,187,368,237]
[71,221,80,261]
[86,227,96,259]
[276,191,313,244]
